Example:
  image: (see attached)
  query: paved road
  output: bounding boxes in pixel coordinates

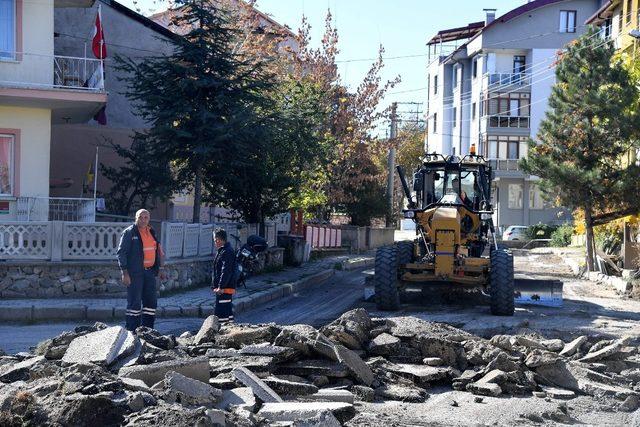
[0,269,366,354]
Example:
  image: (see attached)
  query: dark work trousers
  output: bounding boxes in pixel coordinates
[214,293,234,324]
[126,269,157,331]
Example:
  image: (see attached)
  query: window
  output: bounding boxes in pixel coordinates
[452,65,458,89]
[485,92,530,116]
[513,55,526,74]
[452,107,457,127]
[559,10,577,33]
[619,10,624,33]
[472,102,476,120]
[0,134,14,195]
[433,113,437,133]
[434,75,438,95]
[426,75,430,99]
[529,184,544,210]
[472,57,478,79]
[626,0,632,24]
[509,99,520,116]
[487,138,498,158]
[508,184,523,209]
[507,139,519,159]
[484,135,527,159]
[0,0,15,60]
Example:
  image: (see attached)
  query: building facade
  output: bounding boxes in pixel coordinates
[587,0,640,166]
[51,0,176,220]
[425,0,600,231]
[0,0,106,221]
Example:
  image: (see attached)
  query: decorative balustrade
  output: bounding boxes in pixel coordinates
[62,222,128,260]
[0,222,52,260]
[0,220,280,261]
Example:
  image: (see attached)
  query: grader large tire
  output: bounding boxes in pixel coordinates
[375,245,400,311]
[396,240,414,265]
[489,248,515,316]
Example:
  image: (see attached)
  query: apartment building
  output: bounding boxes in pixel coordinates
[587,0,639,52]
[0,0,106,221]
[587,0,640,166]
[425,0,599,231]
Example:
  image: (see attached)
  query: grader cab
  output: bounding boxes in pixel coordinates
[374,153,515,315]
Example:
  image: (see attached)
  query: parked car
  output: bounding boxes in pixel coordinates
[502,225,528,241]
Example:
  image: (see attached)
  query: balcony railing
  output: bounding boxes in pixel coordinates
[484,72,531,87]
[16,197,96,222]
[488,159,521,171]
[0,52,105,91]
[487,115,530,128]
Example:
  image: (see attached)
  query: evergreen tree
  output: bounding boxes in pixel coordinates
[521,29,640,270]
[100,136,175,216]
[117,0,273,223]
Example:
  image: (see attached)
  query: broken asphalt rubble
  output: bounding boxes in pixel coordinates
[0,308,639,425]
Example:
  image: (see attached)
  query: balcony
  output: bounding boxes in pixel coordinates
[15,197,96,222]
[487,115,530,129]
[0,53,106,123]
[484,72,531,90]
[488,159,521,171]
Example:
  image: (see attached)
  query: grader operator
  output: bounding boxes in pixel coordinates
[374,152,515,315]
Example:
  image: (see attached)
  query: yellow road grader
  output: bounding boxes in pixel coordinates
[375,153,515,315]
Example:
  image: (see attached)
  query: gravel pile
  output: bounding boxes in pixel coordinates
[0,308,638,426]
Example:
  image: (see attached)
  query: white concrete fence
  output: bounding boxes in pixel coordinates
[0,220,279,262]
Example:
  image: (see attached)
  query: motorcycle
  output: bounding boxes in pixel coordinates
[234,235,268,288]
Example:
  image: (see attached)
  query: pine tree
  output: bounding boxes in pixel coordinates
[117,0,273,223]
[521,28,640,271]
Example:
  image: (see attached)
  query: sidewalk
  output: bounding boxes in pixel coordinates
[0,253,374,323]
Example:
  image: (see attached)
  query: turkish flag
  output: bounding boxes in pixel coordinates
[92,8,106,59]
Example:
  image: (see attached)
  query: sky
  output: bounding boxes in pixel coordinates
[120,0,526,133]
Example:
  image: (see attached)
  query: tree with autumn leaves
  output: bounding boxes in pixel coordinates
[114,0,397,226]
[521,29,640,271]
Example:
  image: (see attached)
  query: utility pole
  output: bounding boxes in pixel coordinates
[386,102,398,228]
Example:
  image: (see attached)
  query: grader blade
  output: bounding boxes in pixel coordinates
[514,278,563,307]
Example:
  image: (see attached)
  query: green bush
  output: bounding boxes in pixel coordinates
[526,223,558,240]
[550,224,573,247]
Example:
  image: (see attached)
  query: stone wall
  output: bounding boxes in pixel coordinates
[0,258,214,299]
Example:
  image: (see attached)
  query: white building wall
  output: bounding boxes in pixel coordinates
[529,48,557,141]
[0,0,54,87]
[0,106,51,198]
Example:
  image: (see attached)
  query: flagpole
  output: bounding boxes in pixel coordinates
[93,146,98,200]
[99,4,105,90]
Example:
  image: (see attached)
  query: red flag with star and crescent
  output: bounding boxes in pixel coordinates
[92,7,107,59]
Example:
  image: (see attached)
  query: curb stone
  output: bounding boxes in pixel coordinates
[3,268,336,323]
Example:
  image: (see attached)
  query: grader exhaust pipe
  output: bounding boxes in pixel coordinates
[396,166,416,209]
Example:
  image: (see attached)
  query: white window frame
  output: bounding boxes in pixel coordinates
[452,65,458,89]
[0,134,15,196]
[559,10,577,33]
[508,184,523,209]
[529,184,544,210]
[0,0,16,61]
[434,75,438,95]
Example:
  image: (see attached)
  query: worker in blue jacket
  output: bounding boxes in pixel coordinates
[212,228,237,324]
[117,209,165,331]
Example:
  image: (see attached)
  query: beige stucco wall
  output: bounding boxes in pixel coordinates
[0,106,51,198]
[0,0,54,87]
